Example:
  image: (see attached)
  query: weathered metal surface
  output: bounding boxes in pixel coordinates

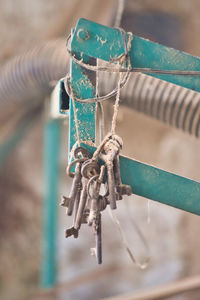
[69,29,96,158]
[68,19,200,215]
[82,143,200,216]
[71,18,200,92]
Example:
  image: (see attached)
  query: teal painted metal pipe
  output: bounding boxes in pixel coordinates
[68,31,96,159]
[40,118,62,288]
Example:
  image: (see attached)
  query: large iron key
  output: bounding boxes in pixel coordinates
[100,136,122,209]
[74,177,88,230]
[88,165,105,225]
[113,155,132,198]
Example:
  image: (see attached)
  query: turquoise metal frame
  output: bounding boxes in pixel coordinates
[68,19,200,215]
[41,119,62,287]
[71,18,200,92]
[83,143,200,215]
[68,29,96,156]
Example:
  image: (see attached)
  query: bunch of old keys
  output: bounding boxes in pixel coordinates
[60,133,132,264]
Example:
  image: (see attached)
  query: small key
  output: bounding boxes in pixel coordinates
[107,161,116,209]
[113,155,132,198]
[90,212,102,264]
[95,213,102,264]
[73,183,81,224]
[61,161,82,216]
[100,136,122,209]
[88,165,105,226]
[74,159,100,229]
[74,177,88,230]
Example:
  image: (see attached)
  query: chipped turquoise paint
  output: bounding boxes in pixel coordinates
[41,119,62,287]
[71,18,200,92]
[69,31,96,160]
[82,143,200,215]
[69,19,200,215]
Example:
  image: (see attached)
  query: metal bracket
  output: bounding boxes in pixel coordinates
[66,18,200,215]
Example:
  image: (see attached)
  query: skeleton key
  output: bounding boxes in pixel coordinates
[74,176,89,230]
[73,183,81,223]
[88,165,105,226]
[62,146,92,237]
[73,147,92,221]
[66,161,82,216]
[90,211,102,264]
[113,155,132,199]
[100,135,122,209]
[61,160,83,238]
[95,213,102,264]
[74,159,100,229]
[61,155,86,216]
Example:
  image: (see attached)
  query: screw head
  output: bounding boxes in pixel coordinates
[77,28,89,40]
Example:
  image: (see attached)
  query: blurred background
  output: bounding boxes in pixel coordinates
[0,0,200,299]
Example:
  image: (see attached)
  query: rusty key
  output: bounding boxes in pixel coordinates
[100,135,122,209]
[113,155,132,199]
[74,176,89,230]
[88,165,105,226]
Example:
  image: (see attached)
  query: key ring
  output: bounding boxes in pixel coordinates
[87,174,99,199]
[74,146,92,159]
[87,165,106,199]
[67,158,87,178]
[81,159,100,179]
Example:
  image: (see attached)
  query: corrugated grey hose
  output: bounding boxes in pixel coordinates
[0,39,67,124]
[102,72,200,137]
[0,38,199,137]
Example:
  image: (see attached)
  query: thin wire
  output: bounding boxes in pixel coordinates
[65,29,132,104]
[96,58,105,143]
[66,33,200,76]
[108,207,149,269]
[65,33,200,105]
[65,71,130,103]
[67,53,200,75]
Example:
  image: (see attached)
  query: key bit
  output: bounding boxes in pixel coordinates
[117,184,132,196]
[60,195,70,207]
[65,226,79,238]
[88,165,105,225]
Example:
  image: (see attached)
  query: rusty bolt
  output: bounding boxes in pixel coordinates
[77,28,89,40]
